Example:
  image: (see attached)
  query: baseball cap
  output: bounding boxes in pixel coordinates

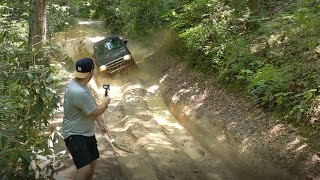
[72,57,94,78]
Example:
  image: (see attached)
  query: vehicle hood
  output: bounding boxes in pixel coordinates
[95,46,129,66]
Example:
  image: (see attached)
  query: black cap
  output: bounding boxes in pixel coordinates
[75,57,94,72]
[72,57,94,78]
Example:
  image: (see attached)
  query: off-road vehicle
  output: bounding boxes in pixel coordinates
[93,35,137,75]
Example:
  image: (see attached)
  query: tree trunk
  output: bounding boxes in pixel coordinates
[246,0,259,30]
[249,0,259,16]
[29,0,47,48]
[28,0,47,66]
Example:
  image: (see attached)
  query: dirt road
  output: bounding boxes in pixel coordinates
[50,21,319,180]
[52,55,237,179]
[51,21,233,179]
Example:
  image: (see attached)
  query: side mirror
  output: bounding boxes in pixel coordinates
[123,40,128,44]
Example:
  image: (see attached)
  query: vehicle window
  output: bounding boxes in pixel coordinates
[104,38,123,50]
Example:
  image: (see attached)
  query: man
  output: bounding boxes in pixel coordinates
[61,57,110,180]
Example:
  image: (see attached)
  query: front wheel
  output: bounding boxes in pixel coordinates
[131,60,138,69]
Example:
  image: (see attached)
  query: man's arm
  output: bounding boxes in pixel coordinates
[90,96,110,134]
[90,96,110,117]
[96,116,107,134]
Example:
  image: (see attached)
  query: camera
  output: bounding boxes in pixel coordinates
[103,84,110,90]
[103,84,110,97]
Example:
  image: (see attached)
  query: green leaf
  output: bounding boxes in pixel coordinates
[19,151,32,164]
[0,134,8,149]
[34,98,44,117]
[27,73,35,81]
[3,71,8,79]
[51,95,60,106]
[304,89,316,100]
[40,86,46,99]
[276,96,283,105]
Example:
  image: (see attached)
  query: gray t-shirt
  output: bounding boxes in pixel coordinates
[61,79,97,139]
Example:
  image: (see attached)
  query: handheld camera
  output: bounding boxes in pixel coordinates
[103,84,110,97]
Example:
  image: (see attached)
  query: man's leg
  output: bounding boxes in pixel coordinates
[74,160,97,180]
[88,160,97,178]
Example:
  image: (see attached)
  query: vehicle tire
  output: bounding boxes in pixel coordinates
[131,60,138,69]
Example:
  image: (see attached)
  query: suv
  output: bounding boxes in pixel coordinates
[93,35,137,75]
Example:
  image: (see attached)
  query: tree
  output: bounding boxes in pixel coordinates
[29,0,47,48]
[249,0,259,16]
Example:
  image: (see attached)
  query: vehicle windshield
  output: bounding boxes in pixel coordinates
[104,38,123,50]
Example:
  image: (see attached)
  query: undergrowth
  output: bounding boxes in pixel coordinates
[167,0,320,137]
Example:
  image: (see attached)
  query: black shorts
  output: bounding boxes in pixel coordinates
[64,135,99,169]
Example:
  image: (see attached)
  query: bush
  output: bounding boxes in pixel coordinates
[0,7,62,178]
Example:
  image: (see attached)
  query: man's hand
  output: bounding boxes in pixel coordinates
[100,123,107,134]
[96,117,115,143]
[97,117,107,134]
[102,96,111,107]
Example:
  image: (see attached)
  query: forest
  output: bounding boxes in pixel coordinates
[0,0,319,179]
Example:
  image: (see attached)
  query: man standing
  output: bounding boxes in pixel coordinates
[61,57,110,180]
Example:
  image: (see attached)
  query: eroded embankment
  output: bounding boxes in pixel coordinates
[150,34,320,179]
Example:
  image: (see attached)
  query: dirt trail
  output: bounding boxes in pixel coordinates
[50,21,320,180]
[51,21,235,179]
[52,73,234,179]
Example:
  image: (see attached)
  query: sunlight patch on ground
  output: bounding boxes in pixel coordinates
[105,85,123,104]
[78,20,104,25]
[189,89,208,110]
[172,88,191,103]
[305,154,320,166]
[226,122,238,130]
[125,161,140,169]
[268,123,285,136]
[241,137,253,153]
[250,44,260,53]
[78,21,93,25]
[292,143,307,155]
[100,151,114,159]
[54,166,76,180]
[159,74,168,84]
[138,133,173,147]
[285,137,301,150]
[124,95,136,102]
[183,106,193,116]
[216,134,226,143]
[121,118,141,132]
[268,34,284,47]
[86,36,105,43]
[154,114,184,130]
[147,84,159,94]
[146,146,155,151]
